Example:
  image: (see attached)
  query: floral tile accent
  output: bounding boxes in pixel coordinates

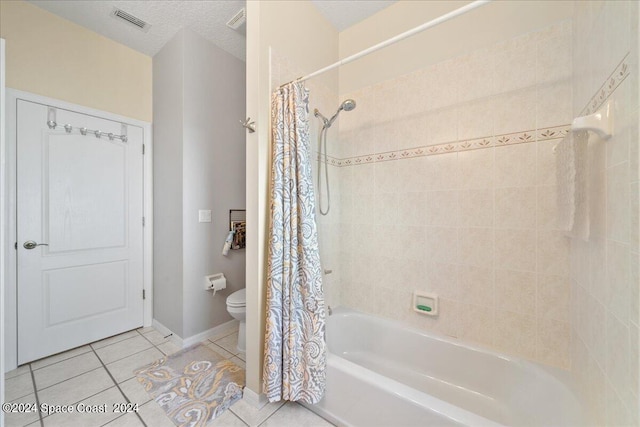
[581,53,630,116]
[537,125,570,141]
[495,135,513,146]
[470,137,494,150]
[315,124,571,167]
[307,48,629,169]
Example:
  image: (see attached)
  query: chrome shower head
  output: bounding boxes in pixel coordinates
[340,99,356,112]
[320,99,357,128]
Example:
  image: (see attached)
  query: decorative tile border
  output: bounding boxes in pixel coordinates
[312,52,629,168]
[314,153,342,167]
[315,125,570,167]
[581,53,630,116]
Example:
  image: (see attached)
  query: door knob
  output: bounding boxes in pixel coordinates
[23,241,49,250]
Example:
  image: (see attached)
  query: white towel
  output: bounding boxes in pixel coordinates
[556,130,590,240]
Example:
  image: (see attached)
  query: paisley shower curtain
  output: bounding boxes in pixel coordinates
[263,82,326,404]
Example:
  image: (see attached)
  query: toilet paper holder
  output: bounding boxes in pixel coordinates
[205,273,227,295]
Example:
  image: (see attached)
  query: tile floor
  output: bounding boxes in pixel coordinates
[4,324,334,427]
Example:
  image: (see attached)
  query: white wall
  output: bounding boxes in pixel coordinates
[153,32,185,335]
[182,29,246,338]
[154,29,246,340]
[1,37,6,425]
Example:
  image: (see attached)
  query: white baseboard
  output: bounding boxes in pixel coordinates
[151,318,238,349]
[182,319,238,347]
[243,387,268,409]
[151,319,183,348]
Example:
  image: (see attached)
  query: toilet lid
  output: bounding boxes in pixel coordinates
[227,288,246,307]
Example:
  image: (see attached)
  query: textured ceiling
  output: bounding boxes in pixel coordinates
[28,0,247,60]
[27,0,396,60]
[311,0,397,31]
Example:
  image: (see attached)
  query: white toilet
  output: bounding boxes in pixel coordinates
[226,288,246,353]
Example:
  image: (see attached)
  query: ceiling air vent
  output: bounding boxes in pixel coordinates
[226,8,246,34]
[110,8,151,32]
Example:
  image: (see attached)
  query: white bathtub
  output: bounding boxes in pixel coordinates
[304,308,585,427]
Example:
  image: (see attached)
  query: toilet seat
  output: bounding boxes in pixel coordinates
[226,288,246,308]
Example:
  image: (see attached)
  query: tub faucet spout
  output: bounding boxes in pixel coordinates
[327,305,332,316]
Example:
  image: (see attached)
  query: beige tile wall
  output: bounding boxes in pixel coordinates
[571,1,640,425]
[268,4,639,424]
[336,22,574,369]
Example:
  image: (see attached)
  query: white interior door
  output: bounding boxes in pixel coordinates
[17,100,144,364]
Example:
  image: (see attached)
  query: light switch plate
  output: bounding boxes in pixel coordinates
[198,210,212,223]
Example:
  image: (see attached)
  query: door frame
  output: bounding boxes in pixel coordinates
[1,37,6,424]
[4,89,153,372]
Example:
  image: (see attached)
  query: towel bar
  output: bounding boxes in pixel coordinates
[572,100,613,138]
[553,100,614,153]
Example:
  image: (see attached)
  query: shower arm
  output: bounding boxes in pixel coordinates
[314,109,330,127]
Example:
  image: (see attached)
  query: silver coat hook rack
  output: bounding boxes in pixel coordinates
[240,117,256,133]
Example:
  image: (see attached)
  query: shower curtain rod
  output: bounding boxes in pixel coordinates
[280,0,492,88]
